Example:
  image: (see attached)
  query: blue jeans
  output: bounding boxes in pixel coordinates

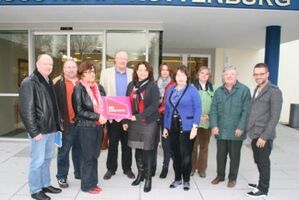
[56,125,81,180]
[28,132,56,194]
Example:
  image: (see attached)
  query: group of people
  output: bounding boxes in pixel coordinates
[19,50,282,200]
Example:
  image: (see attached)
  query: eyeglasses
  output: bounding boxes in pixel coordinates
[253,72,268,77]
[83,70,95,75]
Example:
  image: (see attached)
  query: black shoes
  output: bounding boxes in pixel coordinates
[42,186,62,194]
[31,191,50,200]
[159,168,168,179]
[124,170,135,179]
[132,173,144,186]
[143,178,152,192]
[58,178,69,188]
[103,170,115,180]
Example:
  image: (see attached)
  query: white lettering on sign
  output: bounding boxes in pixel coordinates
[190,0,290,7]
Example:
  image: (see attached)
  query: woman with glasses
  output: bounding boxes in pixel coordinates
[72,60,107,194]
[163,65,201,191]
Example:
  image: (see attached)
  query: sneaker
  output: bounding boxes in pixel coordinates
[58,178,69,188]
[183,182,190,191]
[103,170,115,180]
[246,188,267,198]
[248,183,258,189]
[169,180,182,188]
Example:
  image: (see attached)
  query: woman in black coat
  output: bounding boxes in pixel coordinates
[122,61,160,192]
[72,60,107,194]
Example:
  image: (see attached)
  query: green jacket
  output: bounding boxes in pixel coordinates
[210,81,251,141]
[193,81,215,129]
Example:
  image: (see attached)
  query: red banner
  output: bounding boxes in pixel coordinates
[101,96,132,120]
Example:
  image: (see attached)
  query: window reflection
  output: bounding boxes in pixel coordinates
[35,35,67,79]
[0,30,28,93]
[106,31,146,69]
[71,34,103,80]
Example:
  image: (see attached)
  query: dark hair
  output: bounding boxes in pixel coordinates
[133,61,154,82]
[174,65,190,84]
[159,62,174,80]
[254,63,269,72]
[77,60,96,79]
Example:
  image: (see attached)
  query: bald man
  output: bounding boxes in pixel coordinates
[19,54,62,200]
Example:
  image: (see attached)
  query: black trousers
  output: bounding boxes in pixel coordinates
[251,138,273,194]
[216,140,243,181]
[160,115,171,169]
[106,120,132,173]
[169,131,193,182]
[79,126,102,192]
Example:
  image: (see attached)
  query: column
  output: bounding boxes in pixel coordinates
[264,26,281,85]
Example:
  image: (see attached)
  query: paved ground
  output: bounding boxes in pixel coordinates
[0,124,298,200]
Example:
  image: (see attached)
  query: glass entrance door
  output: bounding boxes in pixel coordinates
[34,33,104,80]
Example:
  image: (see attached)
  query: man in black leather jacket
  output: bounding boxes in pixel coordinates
[19,54,62,200]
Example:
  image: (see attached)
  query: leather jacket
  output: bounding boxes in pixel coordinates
[19,70,62,138]
[72,82,106,127]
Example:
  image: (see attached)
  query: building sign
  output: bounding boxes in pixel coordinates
[0,0,298,10]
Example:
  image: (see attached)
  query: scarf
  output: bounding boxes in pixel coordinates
[157,77,171,100]
[131,79,150,115]
[79,80,103,115]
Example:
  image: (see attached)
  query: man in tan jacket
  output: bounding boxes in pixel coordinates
[100,51,135,180]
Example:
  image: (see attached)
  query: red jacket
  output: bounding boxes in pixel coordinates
[158,80,176,114]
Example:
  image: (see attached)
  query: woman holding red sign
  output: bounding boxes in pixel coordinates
[122,61,160,193]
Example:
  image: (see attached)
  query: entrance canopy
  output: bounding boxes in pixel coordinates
[1,2,299,50]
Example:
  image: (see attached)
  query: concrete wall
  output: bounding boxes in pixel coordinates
[214,40,299,123]
[279,40,299,123]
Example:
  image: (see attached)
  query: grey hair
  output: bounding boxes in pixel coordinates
[222,65,238,74]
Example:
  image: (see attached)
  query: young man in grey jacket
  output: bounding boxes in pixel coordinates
[246,63,283,198]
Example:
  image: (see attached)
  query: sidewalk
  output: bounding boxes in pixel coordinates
[0,124,298,200]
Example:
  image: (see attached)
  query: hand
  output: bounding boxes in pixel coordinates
[256,138,266,148]
[131,115,137,121]
[99,116,107,125]
[212,127,219,135]
[33,133,42,141]
[235,129,243,137]
[200,115,209,123]
[190,127,197,140]
[162,128,168,138]
[123,124,129,131]
[114,119,121,123]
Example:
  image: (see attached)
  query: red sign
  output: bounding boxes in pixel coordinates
[101,96,132,120]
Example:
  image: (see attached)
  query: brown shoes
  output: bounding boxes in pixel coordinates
[227,180,236,188]
[211,177,224,184]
